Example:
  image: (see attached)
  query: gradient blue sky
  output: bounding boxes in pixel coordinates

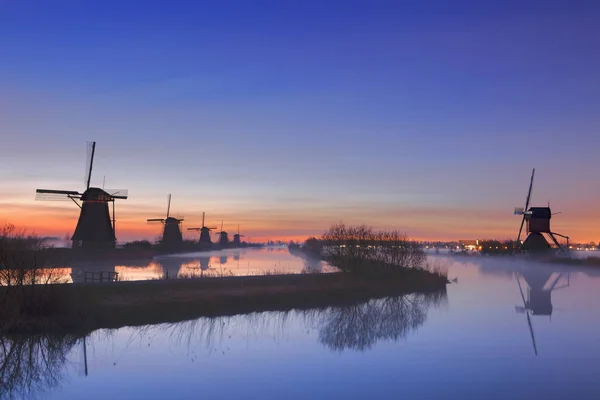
[1,1,599,242]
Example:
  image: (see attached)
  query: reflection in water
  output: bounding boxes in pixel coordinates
[316,292,446,352]
[13,248,334,283]
[0,334,80,399]
[137,291,446,355]
[515,268,571,356]
[517,269,570,316]
[0,292,444,398]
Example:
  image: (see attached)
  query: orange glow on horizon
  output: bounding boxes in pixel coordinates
[1,201,598,244]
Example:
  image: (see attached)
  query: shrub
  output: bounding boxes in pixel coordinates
[320,223,427,275]
[0,224,68,330]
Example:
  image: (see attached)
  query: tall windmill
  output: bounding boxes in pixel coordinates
[513,168,569,255]
[187,212,217,248]
[232,225,245,247]
[147,194,184,248]
[215,221,229,248]
[35,141,128,249]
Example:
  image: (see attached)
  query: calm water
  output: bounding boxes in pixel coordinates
[51,247,335,283]
[3,252,600,399]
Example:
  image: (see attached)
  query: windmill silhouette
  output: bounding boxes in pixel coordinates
[187,212,217,248]
[232,225,245,247]
[35,141,128,249]
[214,221,229,248]
[147,194,184,249]
[514,168,569,255]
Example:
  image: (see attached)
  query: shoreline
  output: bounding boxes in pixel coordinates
[1,270,448,335]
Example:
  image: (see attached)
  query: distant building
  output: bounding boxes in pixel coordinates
[459,240,479,251]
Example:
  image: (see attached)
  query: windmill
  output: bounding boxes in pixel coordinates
[232,225,245,247]
[215,221,229,248]
[513,168,569,255]
[187,212,217,248]
[147,194,184,248]
[35,141,128,249]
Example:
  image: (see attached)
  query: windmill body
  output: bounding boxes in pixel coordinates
[214,221,230,248]
[162,217,184,246]
[233,225,245,247]
[233,234,242,247]
[35,142,128,249]
[199,227,213,246]
[218,231,229,247]
[71,188,117,246]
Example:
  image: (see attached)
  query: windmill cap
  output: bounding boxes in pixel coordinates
[529,207,552,218]
[81,187,113,201]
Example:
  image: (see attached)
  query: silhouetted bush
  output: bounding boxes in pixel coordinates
[321,223,430,276]
[122,240,154,250]
[0,224,69,331]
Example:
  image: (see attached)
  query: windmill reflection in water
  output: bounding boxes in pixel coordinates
[514,266,571,355]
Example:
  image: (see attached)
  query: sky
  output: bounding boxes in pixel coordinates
[1,1,599,243]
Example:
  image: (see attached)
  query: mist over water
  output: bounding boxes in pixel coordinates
[4,253,600,399]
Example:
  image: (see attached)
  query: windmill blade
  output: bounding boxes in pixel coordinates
[187,227,202,231]
[84,141,96,189]
[516,216,526,245]
[202,212,205,227]
[524,168,535,211]
[105,189,129,199]
[35,189,82,201]
[36,189,81,195]
[516,273,538,356]
[166,194,172,218]
[147,218,165,223]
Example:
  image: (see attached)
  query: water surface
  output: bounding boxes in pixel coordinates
[2,254,600,399]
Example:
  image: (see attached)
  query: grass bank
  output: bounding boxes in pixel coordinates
[1,270,448,334]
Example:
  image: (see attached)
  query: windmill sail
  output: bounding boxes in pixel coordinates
[516,168,535,245]
[35,189,82,201]
[104,189,129,199]
[84,141,96,189]
[516,273,538,356]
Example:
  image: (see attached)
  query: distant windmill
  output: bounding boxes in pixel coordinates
[35,141,128,249]
[187,212,217,248]
[214,221,229,248]
[232,225,245,247]
[147,194,184,248]
[513,168,569,254]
